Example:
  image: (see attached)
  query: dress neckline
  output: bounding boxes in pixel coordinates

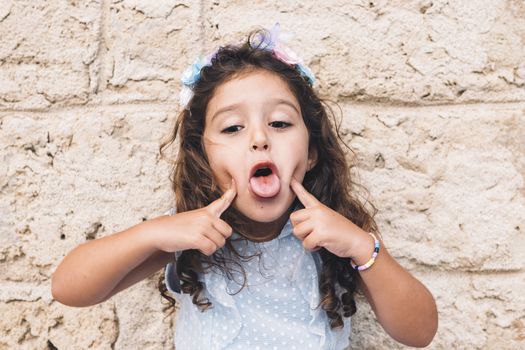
[229,203,301,243]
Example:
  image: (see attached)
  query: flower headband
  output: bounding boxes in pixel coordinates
[179,23,316,110]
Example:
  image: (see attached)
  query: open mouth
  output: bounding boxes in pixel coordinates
[253,167,273,177]
[249,161,281,198]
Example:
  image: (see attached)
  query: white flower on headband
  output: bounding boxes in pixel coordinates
[179,85,194,109]
[179,22,315,110]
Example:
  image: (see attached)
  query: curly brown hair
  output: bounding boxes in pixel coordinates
[157,27,379,330]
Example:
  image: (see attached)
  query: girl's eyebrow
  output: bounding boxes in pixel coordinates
[271,98,300,116]
[211,103,243,122]
[211,98,300,122]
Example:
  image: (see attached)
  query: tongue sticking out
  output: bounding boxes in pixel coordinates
[249,170,281,198]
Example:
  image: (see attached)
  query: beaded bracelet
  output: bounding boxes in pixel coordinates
[350,232,380,271]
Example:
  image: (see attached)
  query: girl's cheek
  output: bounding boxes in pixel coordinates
[227,167,245,187]
[213,163,243,192]
[290,154,309,175]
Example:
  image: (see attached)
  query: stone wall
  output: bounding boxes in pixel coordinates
[1,0,524,349]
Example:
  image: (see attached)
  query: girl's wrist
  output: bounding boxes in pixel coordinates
[142,215,186,254]
[138,218,170,252]
[349,230,378,266]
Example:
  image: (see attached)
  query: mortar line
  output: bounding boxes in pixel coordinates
[97,0,109,94]
[199,0,206,54]
[1,100,525,116]
[345,99,525,110]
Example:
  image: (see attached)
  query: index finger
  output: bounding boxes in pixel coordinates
[290,177,319,208]
[208,178,237,217]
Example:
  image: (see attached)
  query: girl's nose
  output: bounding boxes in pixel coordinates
[250,127,270,151]
[252,143,269,151]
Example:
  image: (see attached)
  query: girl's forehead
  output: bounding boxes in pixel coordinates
[206,69,300,118]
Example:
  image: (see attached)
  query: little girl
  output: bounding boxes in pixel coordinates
[52,24,438,349]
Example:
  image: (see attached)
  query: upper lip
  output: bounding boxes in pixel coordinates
[249,161,279,178]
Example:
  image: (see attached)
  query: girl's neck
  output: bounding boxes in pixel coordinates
[237,203,296,242]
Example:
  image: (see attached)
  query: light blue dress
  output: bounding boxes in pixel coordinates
[163,207,351,350]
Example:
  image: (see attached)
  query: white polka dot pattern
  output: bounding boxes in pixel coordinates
[163,207,351,350]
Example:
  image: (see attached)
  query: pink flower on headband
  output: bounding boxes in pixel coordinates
[273,42,303,65]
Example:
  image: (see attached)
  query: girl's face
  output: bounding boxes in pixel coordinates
[203,69,315,223]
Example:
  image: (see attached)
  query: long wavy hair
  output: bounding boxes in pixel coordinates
[157,27,379,329]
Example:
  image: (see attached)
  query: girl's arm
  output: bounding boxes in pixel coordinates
[352,234,438,348]
[52,183,236,307]
[289,178,438,347]
[98,249,173,303]
[51,220,171,307]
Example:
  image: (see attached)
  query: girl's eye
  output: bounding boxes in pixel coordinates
[270,121,292,129]
[221,125,243,134]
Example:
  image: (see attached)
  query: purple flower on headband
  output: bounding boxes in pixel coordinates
[251,22,281,50]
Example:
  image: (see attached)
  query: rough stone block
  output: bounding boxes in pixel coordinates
[339,103,525,272]
[92,0,201,106]
[350,272,525,349]
[0,298,117,349]
[203,0,525,104]
[111,272,176,349]
[0,0,102,109]
[0,106,175,283]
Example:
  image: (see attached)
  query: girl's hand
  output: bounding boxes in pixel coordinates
[290,178,371,259]
[149,179,237,256]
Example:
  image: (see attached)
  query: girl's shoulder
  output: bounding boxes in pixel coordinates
[163,207,177,216]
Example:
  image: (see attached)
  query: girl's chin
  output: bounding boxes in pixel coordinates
[233,196,294,223]
[242,211,285,223]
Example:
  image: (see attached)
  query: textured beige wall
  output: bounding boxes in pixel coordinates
[1,0,524,349]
